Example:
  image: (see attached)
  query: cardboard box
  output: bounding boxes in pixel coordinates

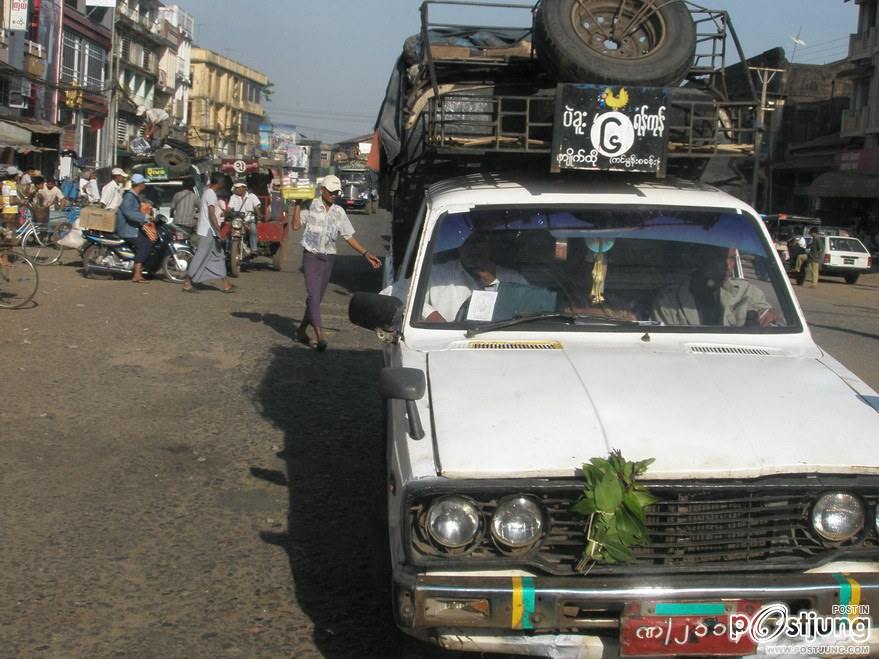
[79,206,117,233]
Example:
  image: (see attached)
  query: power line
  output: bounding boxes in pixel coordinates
[797,36,848,50]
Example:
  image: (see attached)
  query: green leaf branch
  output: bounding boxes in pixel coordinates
[571,450,657,572]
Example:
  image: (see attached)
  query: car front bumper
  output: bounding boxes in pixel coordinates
[396,571,879,657]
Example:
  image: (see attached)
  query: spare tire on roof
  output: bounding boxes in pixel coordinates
[154,147,192,177]
[534,0,696,86]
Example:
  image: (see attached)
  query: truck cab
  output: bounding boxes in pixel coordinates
[349,2,879,656]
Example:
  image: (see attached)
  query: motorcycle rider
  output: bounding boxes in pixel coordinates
[228,180,262,254]
[116,173,153,283]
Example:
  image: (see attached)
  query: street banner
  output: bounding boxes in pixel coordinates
[9,0,29,31]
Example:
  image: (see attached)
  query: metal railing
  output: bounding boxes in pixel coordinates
[426,91,756,159]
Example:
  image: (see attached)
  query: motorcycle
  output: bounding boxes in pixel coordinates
[224,210,247,278]
[81,214,194,282]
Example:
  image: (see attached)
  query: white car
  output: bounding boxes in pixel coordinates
[349,173,879,658]
[819,234,873,284]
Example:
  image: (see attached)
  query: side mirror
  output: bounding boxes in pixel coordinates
[349,292,403,331]
[379,367,426,440]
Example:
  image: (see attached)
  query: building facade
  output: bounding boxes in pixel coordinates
[811,0,879,229]
[59,0,112,168]
[157,4,191,126]
[111,0,176,162]
[188,47,268,158]
[0,0,64,173]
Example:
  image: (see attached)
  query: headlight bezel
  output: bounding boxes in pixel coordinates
[489,494,547,553]
[423,495,483,552]
[810,491,866,544]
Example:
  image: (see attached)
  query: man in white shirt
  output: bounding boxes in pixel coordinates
[228,181,263,253]
[79,170,100,204]
[100,168,128,210]
[182,171,233,293]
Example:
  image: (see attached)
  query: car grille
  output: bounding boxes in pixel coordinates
[408,483,879,575]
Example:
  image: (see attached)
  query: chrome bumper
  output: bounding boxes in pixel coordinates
[399,571,879,631]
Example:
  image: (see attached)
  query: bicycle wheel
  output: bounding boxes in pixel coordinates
[21,224,65,265]
[0,251,39,309]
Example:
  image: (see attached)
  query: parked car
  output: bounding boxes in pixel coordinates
[819,234,873,284]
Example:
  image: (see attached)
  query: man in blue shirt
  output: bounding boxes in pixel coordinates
[116,173,152,283]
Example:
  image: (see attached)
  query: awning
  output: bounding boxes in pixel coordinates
[808,170,879,198]
[0,121,32,145]
[2,118,63,135]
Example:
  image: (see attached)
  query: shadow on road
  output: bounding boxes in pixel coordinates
[251,340,408,656]
[231,311,299,342]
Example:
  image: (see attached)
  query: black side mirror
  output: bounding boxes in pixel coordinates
[379,367,426,440]
[349,292,403,331]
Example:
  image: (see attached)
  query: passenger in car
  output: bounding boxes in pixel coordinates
[421,233,527,322]
[651,246,782,327]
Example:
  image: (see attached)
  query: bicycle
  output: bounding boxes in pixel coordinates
[16,206,72,265]
[0,247,39,309]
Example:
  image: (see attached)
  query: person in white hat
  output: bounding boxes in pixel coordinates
[291,174,382,351]
[228,180,263,254]
[100,168,129,210]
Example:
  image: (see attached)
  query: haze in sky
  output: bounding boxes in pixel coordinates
[175,0,857,142]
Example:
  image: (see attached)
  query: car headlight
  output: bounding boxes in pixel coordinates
[811,492,864,542]
[426,496,481,549]
[490,496,545,549]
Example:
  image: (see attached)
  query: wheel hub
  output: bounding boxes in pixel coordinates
[571,0,666,61]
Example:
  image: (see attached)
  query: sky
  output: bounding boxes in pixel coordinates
[173,0,858,143]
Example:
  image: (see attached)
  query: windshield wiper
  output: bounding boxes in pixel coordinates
[465,312,658,337]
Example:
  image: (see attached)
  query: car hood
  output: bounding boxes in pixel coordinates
[426,344,879,479]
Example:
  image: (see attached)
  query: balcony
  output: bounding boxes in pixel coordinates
[849,27,879,62]
[23,40,46,77]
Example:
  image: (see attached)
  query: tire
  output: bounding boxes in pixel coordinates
[228,239,241,278]
[21,226,65,265]
[272,237,289,271]
[844,273,860,285]
[534,0,696,86]
[82,244,113,280]
[162,248,193,283]
[154,147,192,177]
[0,251,39,309]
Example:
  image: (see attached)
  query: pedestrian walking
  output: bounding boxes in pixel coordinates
[182,171,234,293]
[292,175,381,351]
[100,168,128,210]
[805,227,822,288]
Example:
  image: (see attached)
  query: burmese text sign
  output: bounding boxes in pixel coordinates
[551,84,668,175]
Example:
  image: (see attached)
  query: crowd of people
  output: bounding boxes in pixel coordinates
[1,164,382,352]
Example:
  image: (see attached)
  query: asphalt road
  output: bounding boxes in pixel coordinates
[1,211,877,658]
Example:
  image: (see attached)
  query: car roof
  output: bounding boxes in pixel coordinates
[425,172,754,212]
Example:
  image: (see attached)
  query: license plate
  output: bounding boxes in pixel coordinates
[620,600,761,656]
[844,257,855,265]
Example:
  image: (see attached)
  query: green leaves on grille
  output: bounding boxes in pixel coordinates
[572,450,657,571]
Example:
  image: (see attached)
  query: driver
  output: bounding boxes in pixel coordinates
[652,246,781,328]
[421,233,527,322]
[228,181,262,254]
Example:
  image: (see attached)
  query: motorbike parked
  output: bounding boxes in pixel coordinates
[81,214,194,282]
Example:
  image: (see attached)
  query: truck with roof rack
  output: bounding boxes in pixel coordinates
[347,2,879,657]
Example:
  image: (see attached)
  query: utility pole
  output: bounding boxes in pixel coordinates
[750,66,785,210]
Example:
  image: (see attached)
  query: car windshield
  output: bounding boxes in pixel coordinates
[412,205,800,333]
[142,183,182,207]
[829,237,868,253]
